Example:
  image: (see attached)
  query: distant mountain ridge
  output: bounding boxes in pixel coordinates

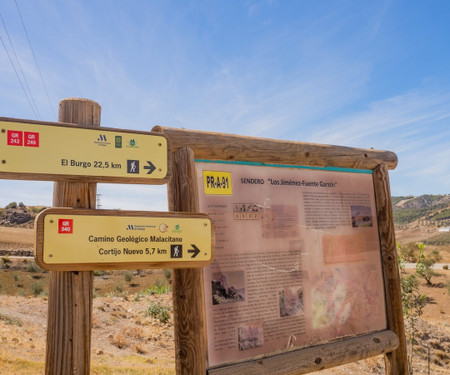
[392,194,450,225]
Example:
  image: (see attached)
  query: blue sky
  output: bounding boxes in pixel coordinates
[1,0,449,210]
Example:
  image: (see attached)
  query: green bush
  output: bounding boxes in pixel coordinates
[416,246,441,286]
[163,268,172,280]
[31,282,43,297]
[5,202,17,209]
[1,257,11,269]
[124,271,133,283]
[26,261,41,273]
[31,206,47,214]
[146,303,171,323]
[115,284,124,293]
[146,279,169,295]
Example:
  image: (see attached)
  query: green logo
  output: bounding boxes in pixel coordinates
[129,139,136,147]
[115,136,122,148]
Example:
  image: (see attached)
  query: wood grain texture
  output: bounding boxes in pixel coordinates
[152,126,398,170]
[45,98,100,375]
[208,330,399,375]
[373,164,408,375]
[34,208,213,271]
[169,147,208,375]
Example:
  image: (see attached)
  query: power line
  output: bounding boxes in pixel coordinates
[0,26,38,118]
[15,0,56,118]
[0,10,40,119]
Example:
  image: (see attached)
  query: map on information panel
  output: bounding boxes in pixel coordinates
[196,161,387,367]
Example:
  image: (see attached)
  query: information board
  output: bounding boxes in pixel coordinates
[0,119,168,183]
[196,161,387,367]
[35,208,213,271]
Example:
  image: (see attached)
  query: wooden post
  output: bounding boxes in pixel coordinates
[168,147,207,374]
[373,164,408,374]
[45,98,101,374]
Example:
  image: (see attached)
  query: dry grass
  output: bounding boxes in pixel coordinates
[0,227,34,249]
[109,333,129,349]
[0,354,44,374]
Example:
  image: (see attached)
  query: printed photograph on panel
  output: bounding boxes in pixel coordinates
[279,286,304,317]
[322,234,366,263]
[238,322,264,351]
[351,205,373,227]
[211,270,245,305]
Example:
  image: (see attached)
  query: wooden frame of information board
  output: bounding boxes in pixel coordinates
[153,126,407,375]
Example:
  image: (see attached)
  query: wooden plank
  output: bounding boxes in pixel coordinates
[45,98,99,375]
[208,330,399,375]
[0,116,170,184]
[152,126,397,170]
[34,208,214,271]
[373,164,408,374]
[169,147,207,375]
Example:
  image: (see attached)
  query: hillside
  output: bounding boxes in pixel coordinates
[392,194,450,226]
[2,195,450,228]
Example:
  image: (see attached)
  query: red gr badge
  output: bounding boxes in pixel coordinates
[7,130,23,146]
[24,132,39,147]
[58,219,73,234]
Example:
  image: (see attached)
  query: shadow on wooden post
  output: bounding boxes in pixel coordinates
[45,98,101,375]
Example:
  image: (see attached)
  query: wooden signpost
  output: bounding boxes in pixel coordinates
[0,117,169,183]
[35,208,213,271]
[155,126,408,375]
[1,97,407,375]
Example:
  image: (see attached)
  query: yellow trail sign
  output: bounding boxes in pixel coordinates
[0,118,169,183]
[35,208,214,271]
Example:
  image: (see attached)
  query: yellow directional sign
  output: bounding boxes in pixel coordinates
[35,209,214,271]
[0,118,169,183]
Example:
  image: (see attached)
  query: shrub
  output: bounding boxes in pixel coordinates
[163,268,172,280]
[0,313,23,326]
[146,279,169,295]
[114,284,124,293]
[124,271,133,283]
[27,261,41,273]
[146,303,171,323]
[109,334,128,349]
[5,202,17,209]
[31,282,44,297]
[1,257,10,269]
[416,246,441,286]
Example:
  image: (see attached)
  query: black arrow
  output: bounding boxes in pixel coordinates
[188,244,200,258]
[143,161,156,175]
